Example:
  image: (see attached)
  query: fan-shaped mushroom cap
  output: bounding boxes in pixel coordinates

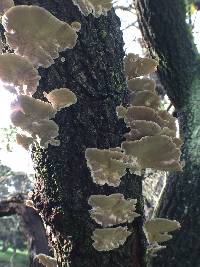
[144,218,180,244]
[72,0,112,17]
[124,106,165,128]
[124,120,162,141]
[31,119,60,148]
[10,110,32,129]
[128,78,156,92]
[122,135,182,171]
[0,53,40,95]
[0,0,14,16]
[157,110,176,132]
[124,106,177,134]
[88,193,139,226]
[12,95,56,120]
[92,227,131,251]
[35,254,57,267]
[16,133,34,150]
[3,5,81,68]
[124,54,158,79]
[85,148,127,187]
[129,90,160,109]
[44,88,77,111]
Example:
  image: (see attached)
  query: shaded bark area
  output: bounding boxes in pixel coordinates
[135,0,197,109]
[13,0,146,266]
[135,0,200,266]
[0,194,50,267]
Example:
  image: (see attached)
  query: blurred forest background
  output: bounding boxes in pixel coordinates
[0,0,200,266]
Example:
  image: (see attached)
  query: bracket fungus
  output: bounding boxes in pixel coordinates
[124,54,158,79]
[11,95,60,148]
[0,0,14,16]
[44,88,77,111]
[85,148,127,187]
[91,227,132,251]
[128,77,156,92]
[88,193,139,226]
[0,53,40,95]
[16,133,34,150]
[3,5,81,68]
[72,0,112,17]
[144,218,181,244]
[85,54,182,253]
[11,95,56,120]
[122,135,182,171]
[35,254,57,267]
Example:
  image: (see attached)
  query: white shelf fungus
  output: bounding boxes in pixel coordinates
[0,53,40,95]
[44,88,77,111]
[129,90,160,109]
[128,78,156,92]
[31,119,60,148]
[88,193,139,226]
[11,96,60,148]
[72,0,112,17]
[144,218,181,244]
[16,133,34,150]
[3,5,81,68]
[124,54,158,79]
[35,254,57,267]
[85,148,127,187]
[123,106,177,137]
[122,135,182,171]
[124,120,162,141]
[12,95,56,120]
[0,0,14,16]
[92,227,131,251]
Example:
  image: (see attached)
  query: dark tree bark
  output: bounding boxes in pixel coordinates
[135,0,200,266]
[12,0,146,266]
[0,194,50,267]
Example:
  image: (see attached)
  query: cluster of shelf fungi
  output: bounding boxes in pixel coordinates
[0,0,181,266]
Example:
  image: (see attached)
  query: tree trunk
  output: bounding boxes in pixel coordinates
[0,194,50,267]
[14,0,146,266]
[135,0,200,266]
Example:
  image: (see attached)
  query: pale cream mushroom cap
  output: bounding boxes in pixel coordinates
[92,227,131,251]
[144,218,180,244]
[124,120,162,141]
[12,95,56,120]
[128,78,156,92]
[129,90,160,109]
[3,5,81,68]
[35,254,57,267]
[85,148,127,187]
[124,106,177,133]
[0,53,40,95]
[0,0,14,16]
[16,133,34,150]
[122,135,182,171]
[31,119,60,148]
[124,54,158,79]
[44,88,77,111]
[72,0,112,17]
[88,193,139,226]
[10,110,32,129]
